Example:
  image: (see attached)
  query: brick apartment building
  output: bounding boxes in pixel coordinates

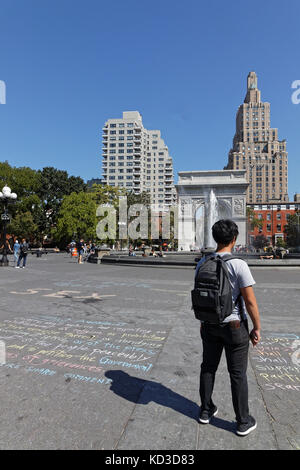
[247,200,300,245]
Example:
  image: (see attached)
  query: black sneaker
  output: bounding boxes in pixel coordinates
[236,416,257,436]
[199,405,218,424]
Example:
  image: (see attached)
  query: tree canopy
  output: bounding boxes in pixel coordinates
[0,162,87,244]
[0,162,175,248]
[54,192,97,246]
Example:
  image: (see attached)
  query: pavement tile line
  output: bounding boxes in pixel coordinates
[248,355,279,449]
[112,378,147,451]
[113,294,201,450]
[248,332,300,450]
[113,324,176,450]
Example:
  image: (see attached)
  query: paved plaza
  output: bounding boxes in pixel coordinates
[0,253,299,450]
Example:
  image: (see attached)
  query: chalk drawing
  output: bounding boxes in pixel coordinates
[7,288,116,301]
[0,340,5,365]
[251,333,300,393]
[0,315,168,387]
[291,340,300,367]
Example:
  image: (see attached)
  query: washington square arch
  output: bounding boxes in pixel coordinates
[175,170,248,251]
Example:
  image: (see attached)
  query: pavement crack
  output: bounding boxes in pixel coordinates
[113,381,147,450]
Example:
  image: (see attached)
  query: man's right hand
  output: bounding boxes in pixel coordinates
[249,329,261,347]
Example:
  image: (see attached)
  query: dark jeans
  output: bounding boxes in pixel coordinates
[200,320,250,424]
[17,253,27,267]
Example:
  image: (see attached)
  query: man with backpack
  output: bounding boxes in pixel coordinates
[192,219,261,436]
[16,238,29,268]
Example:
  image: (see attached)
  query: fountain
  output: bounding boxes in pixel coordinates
[176,170,248,251]
[204,189,219,248]
[195,189,232,250]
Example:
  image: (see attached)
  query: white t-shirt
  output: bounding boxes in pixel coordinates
[195,252,256,323]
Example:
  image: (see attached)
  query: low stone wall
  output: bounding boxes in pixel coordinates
[100,254,300,267]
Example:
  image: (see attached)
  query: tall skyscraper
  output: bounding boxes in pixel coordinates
[101,111,177,208]
[225,72,288,203]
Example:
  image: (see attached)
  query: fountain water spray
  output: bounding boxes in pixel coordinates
[204,189,219,248]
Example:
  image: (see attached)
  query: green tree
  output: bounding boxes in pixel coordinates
[252,234,269,249]
[246,207,263,245]
[246,207,262,231]
[8,211,38,240]
[275,237,287,249]
[126,190,150,207]
[37,166,87,228]
[0,162,88,243]
[53,192,97,247]
[0,161,41,199]
[89,184,126,206]
[0,162,42,241]
[284,213,300,248]
[89,185,153,246]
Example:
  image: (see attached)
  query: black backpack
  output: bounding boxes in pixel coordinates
[20,243,29,255]
[191,254,241,324]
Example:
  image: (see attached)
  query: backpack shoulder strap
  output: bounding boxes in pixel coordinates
[220,253,246,264]
[221,254,245,315]
[221,253,241,262]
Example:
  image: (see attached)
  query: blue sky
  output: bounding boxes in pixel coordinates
[0,0,300,199]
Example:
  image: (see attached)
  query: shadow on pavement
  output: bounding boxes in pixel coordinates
[105,370,236,432]
[105,370,199,421]
[104,370,196,424]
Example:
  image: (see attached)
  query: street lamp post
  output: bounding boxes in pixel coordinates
[0,185,17,267]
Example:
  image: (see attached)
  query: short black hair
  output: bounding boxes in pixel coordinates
[212,219,239,245]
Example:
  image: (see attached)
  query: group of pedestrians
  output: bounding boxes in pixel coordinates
[13,238,29,268]
[69,240,96,264]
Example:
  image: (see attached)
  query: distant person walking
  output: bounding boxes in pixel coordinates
[16,238,29,268]
[76,239,84,264]
[194,219,261,436]
[13,239,20,265]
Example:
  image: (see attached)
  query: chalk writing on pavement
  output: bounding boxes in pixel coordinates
[250,333,300,392]
[0,315,168,387]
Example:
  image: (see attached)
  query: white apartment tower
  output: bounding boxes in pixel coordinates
[101,111,176,208]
